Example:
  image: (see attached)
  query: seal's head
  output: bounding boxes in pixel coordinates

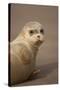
[20,21,44,48]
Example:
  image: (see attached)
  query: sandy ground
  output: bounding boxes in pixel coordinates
[13,62,58,87]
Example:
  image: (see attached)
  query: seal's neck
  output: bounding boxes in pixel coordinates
[29,42,39,56]
[12,35,39,56]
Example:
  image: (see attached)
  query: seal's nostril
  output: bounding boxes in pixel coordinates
[37,35,40,38]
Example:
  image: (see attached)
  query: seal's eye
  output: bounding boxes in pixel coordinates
[29,30,34,35]
[40,29,44,34]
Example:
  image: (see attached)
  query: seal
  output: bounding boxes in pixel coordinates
[10,21,44,85]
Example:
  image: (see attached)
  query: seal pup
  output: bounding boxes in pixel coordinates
[10,21,44,85]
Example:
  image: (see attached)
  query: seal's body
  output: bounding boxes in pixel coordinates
[10,21,44,85]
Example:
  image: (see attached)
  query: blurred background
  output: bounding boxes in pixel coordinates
[10,4,58,86]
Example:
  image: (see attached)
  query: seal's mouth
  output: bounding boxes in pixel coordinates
[35,39,44,46]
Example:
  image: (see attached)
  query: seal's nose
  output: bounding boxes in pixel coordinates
[37,35,40,39]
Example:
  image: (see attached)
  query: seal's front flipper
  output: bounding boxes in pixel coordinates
[32,68,40,75]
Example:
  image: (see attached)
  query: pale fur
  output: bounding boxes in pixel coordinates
[10,21,44,85]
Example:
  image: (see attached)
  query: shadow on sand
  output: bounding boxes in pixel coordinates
[28,62,58,80]
[13,62,58,87]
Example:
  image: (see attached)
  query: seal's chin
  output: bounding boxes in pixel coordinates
[35,40,43,47]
